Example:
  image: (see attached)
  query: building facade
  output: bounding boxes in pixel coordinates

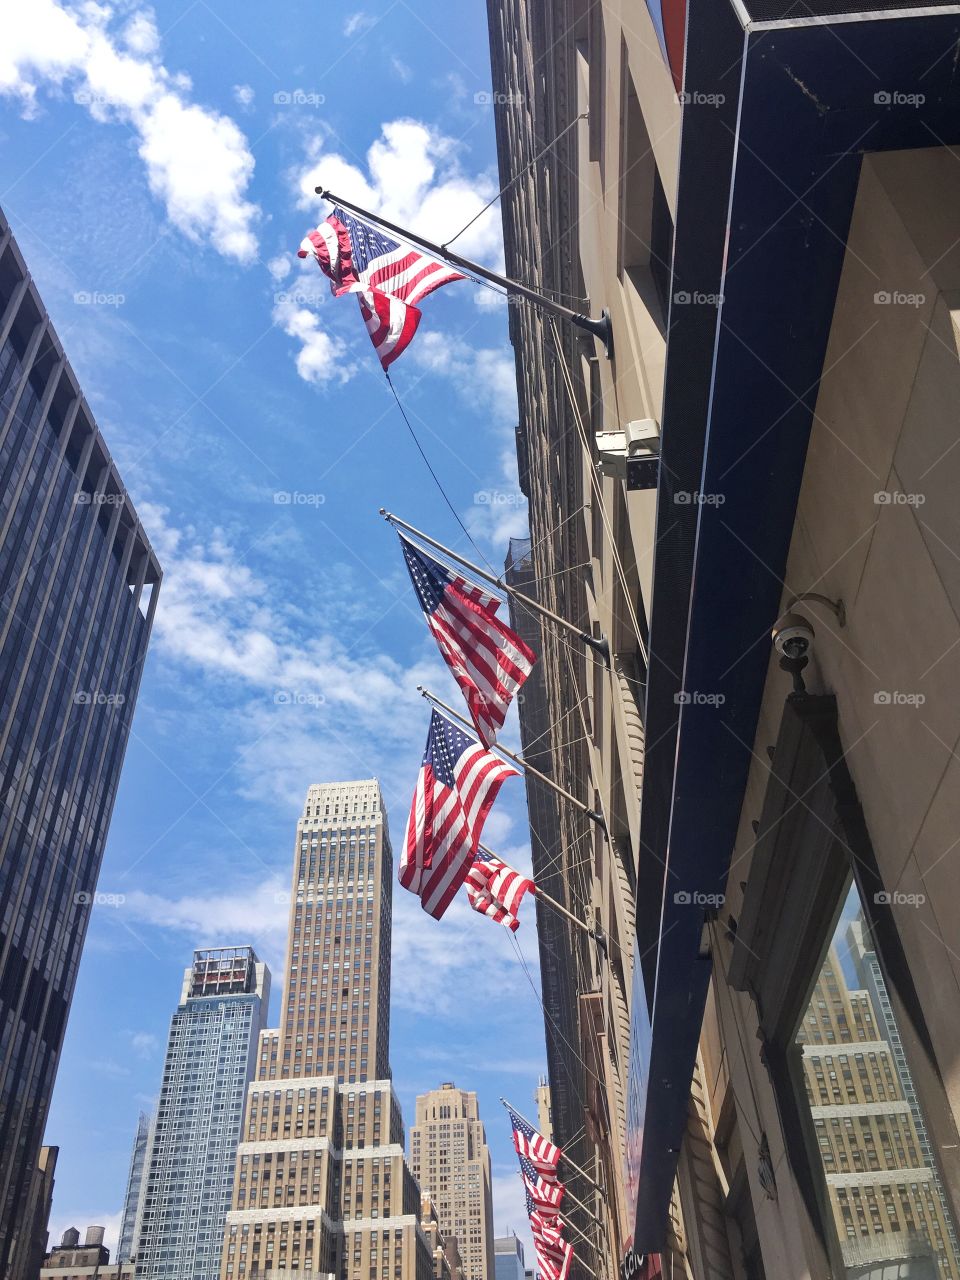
[493,1236,525,1280]
[409,1085,494,1280]
[41,1227,135,1280]
[220,780,435,1280]
[10,1144,57,1280]
[135,948,270,1280]
[0,208,161,1279]
[485,0,960,1277]
[119,1111,152,1264]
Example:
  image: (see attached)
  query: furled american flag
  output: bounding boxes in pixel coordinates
[507,1105,562,1177]
[532,1230,573,1280]
[465,851,536,931]
[298,205,464,369]
[399,710,518,920]
[520,1156,565,1214]
[398,531,535,746]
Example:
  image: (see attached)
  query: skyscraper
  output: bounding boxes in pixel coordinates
[118,1111,152,1263]
[799,918,960,1278]
[136,948,270,1280]
[409,1085,494,1280]
[493,1236,525,1280]
[221,779,434,1280]
[0,209,161,1278]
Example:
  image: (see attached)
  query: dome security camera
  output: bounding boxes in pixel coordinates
[772,611,815,661]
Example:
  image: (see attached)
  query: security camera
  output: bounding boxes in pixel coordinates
[772,612,815,660]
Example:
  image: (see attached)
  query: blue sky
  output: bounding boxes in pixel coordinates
[2,0,545,1262]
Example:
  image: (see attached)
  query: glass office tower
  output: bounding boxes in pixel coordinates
[135,948,270,1280]
[0,209,161,1277]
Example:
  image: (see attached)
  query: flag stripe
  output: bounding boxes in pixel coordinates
[399,711,519,920]
[399,533,535,745]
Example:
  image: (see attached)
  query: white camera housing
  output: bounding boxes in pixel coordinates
[772,612,815,661]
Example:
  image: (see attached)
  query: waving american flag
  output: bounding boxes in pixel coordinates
[399,532,535,746]
[507,1106,561,1178]
[465,851,536,932]
[532,1228,572,1280]
[298,206,464,368]
[399,711,518,920]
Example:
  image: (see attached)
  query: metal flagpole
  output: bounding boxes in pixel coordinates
[417,687,606,832]
[500,1098,607,1195]
[381,508,610,666]
[478,844,600,940]
[314,186,613,359]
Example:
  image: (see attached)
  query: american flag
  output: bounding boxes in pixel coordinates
[533,1233,573,1280]
[521,1169,565,1214]
[465,851,536,931]
[507,1106,561,1177]
[399,532,535,746]
[531,1212,573,1280]
[530,1211,567,1246]
[399,710,518,919]
[298,206,464,369]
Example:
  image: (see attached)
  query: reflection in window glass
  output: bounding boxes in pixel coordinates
[798,883,960,1279]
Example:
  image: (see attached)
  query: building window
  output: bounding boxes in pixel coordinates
[730,694,960,1280]
[796,881,960,1277]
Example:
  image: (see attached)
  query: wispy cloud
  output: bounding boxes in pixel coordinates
[343,12,378,38]
[0,1,259,261]
[286,118,505,383]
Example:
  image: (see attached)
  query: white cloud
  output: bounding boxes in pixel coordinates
[134,503,437,807]
[272,295,351,386]
[0,1,259,262]
[409,332,517,426]
[286,118,508,385]
[492,1170,535,1264]
[267,253,292,282]
[390,56,413,84]
[123,12,159,56]
[119,876,292,969]
[48,1212,123,1263]
[128,1030,160,1058]
[343,12,377,37]
[296,118,504,268]
[233,82,255,108]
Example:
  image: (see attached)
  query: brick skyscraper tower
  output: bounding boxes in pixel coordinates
[221,780,434,1280]
[410,1085,494,1280]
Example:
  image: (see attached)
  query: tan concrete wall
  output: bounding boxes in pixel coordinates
[706,145,960,1279]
